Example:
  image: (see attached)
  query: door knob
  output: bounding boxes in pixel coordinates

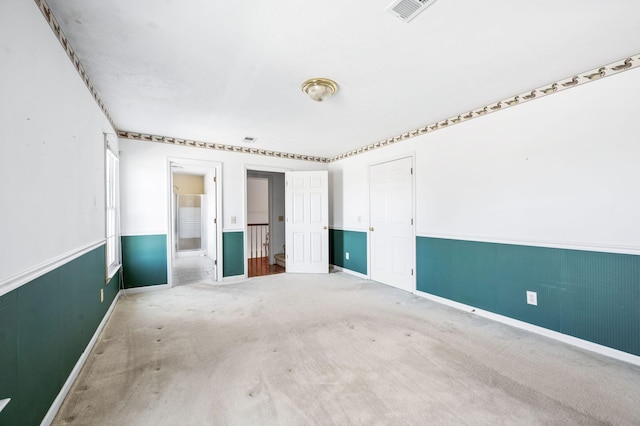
[370,227,374,232]
[323,226,327,230]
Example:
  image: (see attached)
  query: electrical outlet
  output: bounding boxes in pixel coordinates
[231,216,236,224]
[526,291,537,306]
[345,252,350,260]
[100,288,104,303]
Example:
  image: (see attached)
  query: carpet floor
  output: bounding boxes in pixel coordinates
[53,273,640,425]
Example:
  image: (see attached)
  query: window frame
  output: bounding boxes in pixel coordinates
[105,143,121,281]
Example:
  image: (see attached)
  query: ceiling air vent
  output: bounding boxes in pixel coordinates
[386,0,438,23]
[242,136,257,143]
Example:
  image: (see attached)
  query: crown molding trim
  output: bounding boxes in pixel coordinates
[34,0,639,164]
[117,131,331,163]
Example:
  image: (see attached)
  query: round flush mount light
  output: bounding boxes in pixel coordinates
[301,78,338,102]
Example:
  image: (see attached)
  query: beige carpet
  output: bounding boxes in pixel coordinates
[54,273,640,425]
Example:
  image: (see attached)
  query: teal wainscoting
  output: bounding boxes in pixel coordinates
[121,234,168,288]
[0,246,119,426]
[223,231,244,277]
[416,236,640,356]
[329,229,367,275]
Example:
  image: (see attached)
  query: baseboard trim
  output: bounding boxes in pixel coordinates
[223,275,247,283]
[1,240,106,298]
[0,398,10,414]
[330,265,368,279]
[415,290,640,367]
[41,291,121,426]
[122,284,170,295]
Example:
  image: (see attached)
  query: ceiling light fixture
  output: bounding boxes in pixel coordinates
[301,78,338,102]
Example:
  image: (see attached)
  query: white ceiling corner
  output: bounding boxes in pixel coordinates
[42,0,640,160]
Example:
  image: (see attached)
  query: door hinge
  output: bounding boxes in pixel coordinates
[213,176,217,183]
[411,269,414,276]
[214,218,217,224]
[214,260,217,266]
[410,167,413,175]
[411,218,413,225]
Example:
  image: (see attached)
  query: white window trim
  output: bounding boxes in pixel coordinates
[105,137,121,281]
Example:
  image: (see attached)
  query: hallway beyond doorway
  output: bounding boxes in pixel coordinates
[248,256,285,277]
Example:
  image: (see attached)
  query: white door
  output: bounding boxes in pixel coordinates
[370,157,414,291]
[285,171,329,273]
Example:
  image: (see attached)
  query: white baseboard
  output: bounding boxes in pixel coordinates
[41,291,121,426]
[0,398,10,414]
[122,284,170,295]
[330,265,368,279]
[223,275,247,283]
[414,290,640,367]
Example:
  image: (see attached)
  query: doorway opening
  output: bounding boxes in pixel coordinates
[246,170,286,277]
[169,161,220,286]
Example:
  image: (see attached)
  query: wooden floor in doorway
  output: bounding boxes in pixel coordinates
[248,256,285,277]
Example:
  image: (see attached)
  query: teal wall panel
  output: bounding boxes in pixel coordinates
[0,245,118,426]
[121,235,168,288]
[0,290,18,425]
[416,237,640,356]
[223,232,244,277]
[329,229,367,275]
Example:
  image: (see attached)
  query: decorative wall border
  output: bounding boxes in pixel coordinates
[37,0,639,164]
[329,54,640,161]
[34,0,117,131]
[117,131,331,163]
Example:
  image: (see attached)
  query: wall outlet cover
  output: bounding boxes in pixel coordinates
[345,252,350,260]
[526,291,537,306]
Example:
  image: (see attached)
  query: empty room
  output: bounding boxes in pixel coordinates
[1,0,639,425]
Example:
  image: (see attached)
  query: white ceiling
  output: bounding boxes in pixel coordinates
[45,0,640,158]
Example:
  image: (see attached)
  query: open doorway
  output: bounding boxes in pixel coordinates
[169,160,220,286]
[246,170,285,277]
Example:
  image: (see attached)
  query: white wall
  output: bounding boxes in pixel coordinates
[173,174,204,195]
[0,0,115,284]
[329,67,640,254]
[247,177,269,224]
[119,139,326,236]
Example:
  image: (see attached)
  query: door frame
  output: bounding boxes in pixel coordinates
[368,153,417,292]
[167,157,222,287]
[244,164,290,278]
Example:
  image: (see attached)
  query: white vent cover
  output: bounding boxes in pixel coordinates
[242,136,257,143]
[386,0,438,23]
